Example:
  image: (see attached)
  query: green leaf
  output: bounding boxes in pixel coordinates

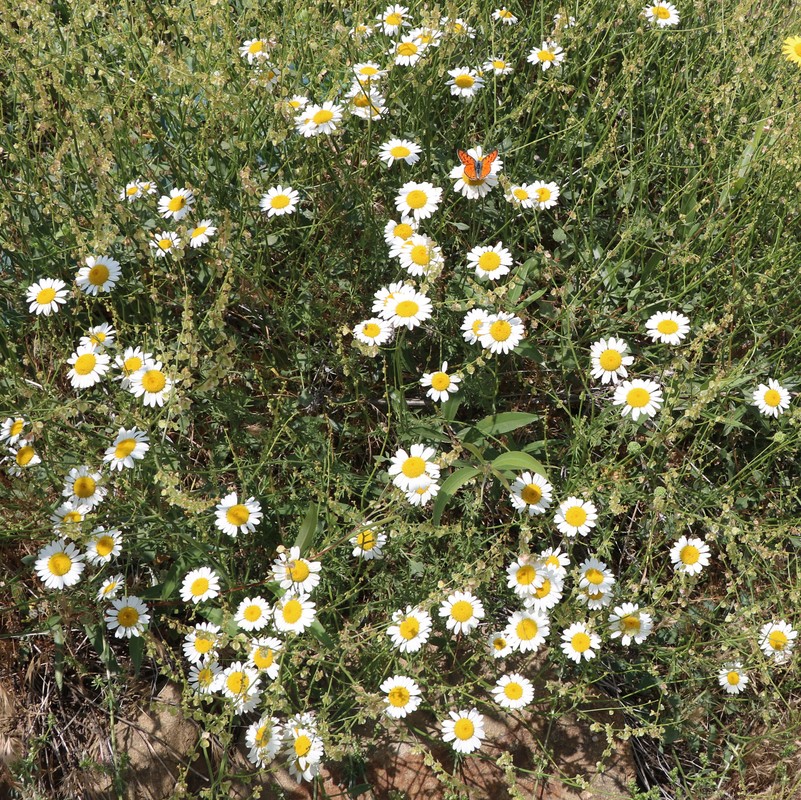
[129,636,145,676]
[294,502,319,555]
[507,258,535,305]
[511,286,548,312]
[490,451,547,475]
[84,623,119,673]
[431,467,482,525]
[309,619,335,650]
[473,412,539,438]
[440,395,461,423]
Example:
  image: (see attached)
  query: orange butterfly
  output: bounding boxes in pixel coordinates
[457,148,499,181]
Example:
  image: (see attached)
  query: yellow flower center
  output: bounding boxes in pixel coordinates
[63,511,83,524]
[244,604,263,622]
[626,387,651,408]
[397,41,418,57]
[126,185,139,196]
[167,195,186,212]
[73,476,97,498]
[10,420,24,437]
[504,682,523,700]
[769,631,788,650]
[353,93,370,108]
[197,667,214,686]
[585,568,605,586]
[515,565,537,585]
[390,145,411,158]
[599,349,622,371]
[680,545,700,565]
[394,299,420,318]
[191,225,208,239]
[226,504,250,526]
[520,484,542,505]
[123,356,142,375]
[653,5,670,19]
[430,372,450,391]
[410,244,430,266]
[545,555,561,569]
[450,600,473,623]
[388,686,410,707]
[254,647,274,670]
[405,189,427,209]
[477,252,501,272]
[118,607,139,628]
[471,318,484,335]
[394,222,414,239]
[453,719,475,740]
[493,636,507,651]
[513,187,529,201]
[95,535,115,557]
[536,187,552,203]
[499,9,512,18]
[399,617,419,640]
[489,319,512,341]
[455,74,475,88]
[516,618,538,640]
[385,11,402,24]
[226,671,249,694]
[114,438,137,459]
[248,40,264,54]
[48,552,72,576]
[294,734,311,757]
[359,65,379,76]
[764,389,781,407]
[287,560,310,582]
[195,635,214,654]
[141,370,166,393]
[74,353,97,376]
[158,238,173,250]
[401,456,426,478]
[571,632,591,652]
[534,579,552,599]
[16,446,35,466]
[36,287,57,305]
[312,109,334,125]
[538,50,555,62]
[726,671,740,685]
[101,581,118,595]
[620,615,641,634]
[362,322,381,339]
[255,725,268,746]
[88,264,110,285]
[564,506,587,527]
[356,530,376,549]
[282,598,303,624]
[190,577,210,597]
[656,319,679,334]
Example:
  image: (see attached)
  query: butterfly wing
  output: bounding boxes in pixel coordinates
[478,149,499,180]
[457,149,479,181]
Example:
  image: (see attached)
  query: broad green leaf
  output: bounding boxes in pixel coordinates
[491,451,547,475]
[432,467,482,526]
[129,635,144,676]
[310,619,335,650]
[295,502,319,554]
[473,412,539,438]
[83,623,119,673]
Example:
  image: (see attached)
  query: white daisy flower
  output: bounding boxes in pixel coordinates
[353,62,386,83]
[85,527,122,564]
[578,587,613,610]
[590,337,634,384]
[182,622,222,664]
[643,2,680,27]
[80,323,115,350]
[380,674,422,718]
[189,219,217,248]
[645,311,690,344]
[388,443,440,491]
[273,592,317,634]
[158,187,195,221]
[35,539,85,590]
[51,501,90,532]
[504,609,549,652]
[718,662,748,694]
[1,416,27,446]
[235,596,272,632]
[578,557,616,593]
[150,231,181,257]
[246,716,283,766]
[760,620,797,664]
[346,83,386,120]
[120,181,142,201]
[189,660,222,695]
[488,631,514,658]
[295,102,343,137]
[75,255,121,295]
[420,361,461,402]
[351,527,386,560]
[103,428,150,471]
[752,379,791,418]
[467,242,512,280]
[412,25,442,47]
[349,23,374,38]
[527,39,565,71]
[388,35,425,67]
[441,708,485,754]
[461,309,491,344]
[377,3,411,35]
[507,556,547,598]
[353,317,394,346]
[7,441,41,476]
[220,661,261,709]
[97,573,124,601]
[180,567,221,604]
[373,281,414,318]
[114,347,153,387]
[379,138,421,168]
[105,596,151,638]
[493,8,518,24]
[284,721,324,782]
[240,38,270,63]
[529,180,561,209]
[669,535,711,576]
[396,234,444,277]
[505,183,537,208]
[442,17,476,38]
[395,181,443,221]
[286,95,309,111]
[260,185,300,217]
[554,497,598,537]
[383,218,417,248]
[439,591,485,636]
[26,278,69,316]
[405,476,440,506]
[509,471,553,515]
[612,378,663,421]
[478,312,525,354]
[482,56,514,76]
[387,606,432,653]
[136,180,158,196]
[539,546,570,578]
[561,622,600,662]
[249,637,283,679]
[609,603,653,646]
[522,570,564,613]
[272,546,321,594]
[387,289,433,330]
[214,492,263,537]
[66,346,111,389]
[446,67,485,100]
[62,466,106,508]
[128,361,174,407]
[492,673,535,710]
